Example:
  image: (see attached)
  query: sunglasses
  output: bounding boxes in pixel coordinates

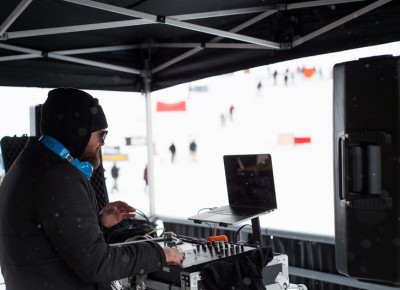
[99,130,108,143]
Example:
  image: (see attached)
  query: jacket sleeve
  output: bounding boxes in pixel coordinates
[37,165,166,283]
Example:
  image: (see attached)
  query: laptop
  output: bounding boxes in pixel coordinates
[188,153,277,226]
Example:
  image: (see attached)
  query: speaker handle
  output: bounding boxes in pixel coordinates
[339,133,348,203]
[339,131,392,210]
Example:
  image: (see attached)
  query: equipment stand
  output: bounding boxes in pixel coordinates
[251,217,262,246]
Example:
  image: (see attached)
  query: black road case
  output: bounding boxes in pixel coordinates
[333,55,400,285]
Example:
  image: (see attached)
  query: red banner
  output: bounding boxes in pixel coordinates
[294,137,311,144]
[156,101,186,112]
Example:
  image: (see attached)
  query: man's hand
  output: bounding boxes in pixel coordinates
[162,247,184,266]
[100,201,136,228]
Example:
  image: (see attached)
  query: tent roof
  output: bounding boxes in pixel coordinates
[1,0,399,92]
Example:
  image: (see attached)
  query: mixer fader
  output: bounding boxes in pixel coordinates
[177,239,253,269]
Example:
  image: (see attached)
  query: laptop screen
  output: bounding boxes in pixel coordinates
[223,154,277,210]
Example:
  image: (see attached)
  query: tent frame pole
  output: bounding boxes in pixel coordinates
[142,60,156,217]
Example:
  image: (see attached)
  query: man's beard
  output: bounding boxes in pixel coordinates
[81,146,101,169]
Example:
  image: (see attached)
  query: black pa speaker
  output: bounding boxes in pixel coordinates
[333,55,400,285]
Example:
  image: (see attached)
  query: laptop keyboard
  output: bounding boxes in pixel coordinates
[211,206,233,214]
[211,206,249,216]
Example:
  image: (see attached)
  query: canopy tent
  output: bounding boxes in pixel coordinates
[1,0,400,92]
[1,0,400,217]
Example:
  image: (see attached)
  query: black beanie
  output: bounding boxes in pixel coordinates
[40,88,108,158]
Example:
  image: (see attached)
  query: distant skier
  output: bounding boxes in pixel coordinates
[257,81,262,92]
[143,165,148,191]
[220,113,226,127]
[169,143,176,163]
[111,162,120,192]
[229,105,235,121]
[189,140,197,161]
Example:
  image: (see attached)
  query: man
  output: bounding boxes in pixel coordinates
[0,88,183,290]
